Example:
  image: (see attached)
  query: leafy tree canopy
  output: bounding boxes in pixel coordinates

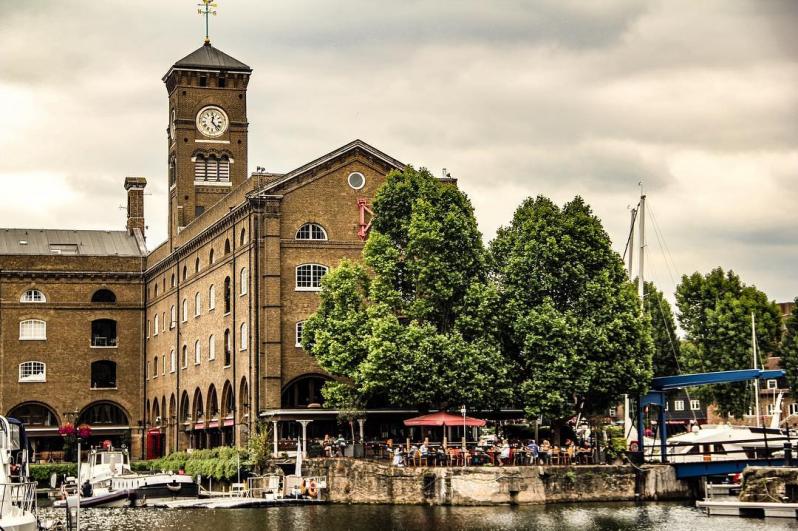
[675,267,782,418]
[490,195,654,420]
[643,281,681,377]
[779,299,798,395]
[303,166,509,411]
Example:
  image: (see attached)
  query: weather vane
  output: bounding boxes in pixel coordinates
[197,1,218,45]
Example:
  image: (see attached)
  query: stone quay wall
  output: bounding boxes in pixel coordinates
[303,459,691,506]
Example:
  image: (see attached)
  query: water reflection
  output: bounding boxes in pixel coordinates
[38,502,798,530]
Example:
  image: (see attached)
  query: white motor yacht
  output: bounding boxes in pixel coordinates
[56,446,198,508]
[0,416,38,531]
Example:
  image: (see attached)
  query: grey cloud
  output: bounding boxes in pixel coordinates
[0,0,796,302]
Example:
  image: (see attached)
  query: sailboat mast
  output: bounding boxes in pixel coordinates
[752,312,761,428]
[638,195,646,310]
[628,207,636,279]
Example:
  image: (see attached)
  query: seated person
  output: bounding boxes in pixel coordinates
[499,442,511,466]
[539,440,552,464]
[391,447,405,467]
[527,439,540,464]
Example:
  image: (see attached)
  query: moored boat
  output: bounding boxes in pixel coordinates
[0,416,38,531]
[55,446,198,508]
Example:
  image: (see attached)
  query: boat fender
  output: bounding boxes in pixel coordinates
[300,479,308,496]
[167,482,182,493]
[307,479,318,498]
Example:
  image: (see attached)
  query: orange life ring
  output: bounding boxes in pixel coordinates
[307,479,318,498]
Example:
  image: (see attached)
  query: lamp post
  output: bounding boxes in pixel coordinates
[460,405,467,450]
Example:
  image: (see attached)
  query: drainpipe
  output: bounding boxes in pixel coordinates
[175,256,181,453]
[231,224,237,447]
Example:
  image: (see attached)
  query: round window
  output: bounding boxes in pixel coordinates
[347,172,365,190]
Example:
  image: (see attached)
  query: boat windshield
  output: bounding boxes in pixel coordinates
[95,452,127,467]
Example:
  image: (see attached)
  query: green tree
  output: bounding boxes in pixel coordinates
[303,166,509,411]
[675,268,782,418]
[780,299,798,395]
[643,281,681,377]
[490,195,654,421]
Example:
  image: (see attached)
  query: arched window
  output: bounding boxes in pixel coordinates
[162,354,166,375]
[8,403,57,426]
[170,305,176,328]
[146,360,150,379]
[181,345,188,369]
[91,319,117,347]
[170,349,176,373]
[209,248,215,264]
[219,155,230,181]
[154,314,159,335]
[207,385,219,418]
[295,264,328,291]
[195,154,206,180]
[91,360,117,389]
[153,356,158,378]
[208,335,216,360]
[240,267,248,295]
[223,277,231,313]
[240,322,247,351]
[180,391,190,423]
[295,321,305,348]
[171,273,176,288]
[224,239,231,255]
[224,329,231,366]
[19,319,46,340]
[195,257,200,273]
[281,375,328,408]
[193,389,204,420]
[20,289,46,303]
[182,298,188,322]
[208,285,216,310]
[196,155,231,183]
[194,153,230,182]
[91,289,116,303]
[154,283,159,297]
[295,223,328,241]
[194,292,201,316]
[222,383,235,418]
[182,265,188,281]
[18,361,46,382]
[78,402,128,425]
[240,228,246,245]
[194,340,201,365]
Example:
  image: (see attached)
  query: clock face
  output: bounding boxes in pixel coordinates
[196,106,228,137]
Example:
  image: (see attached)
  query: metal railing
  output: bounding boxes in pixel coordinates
[0,481,37,518]
[91,336,118,347]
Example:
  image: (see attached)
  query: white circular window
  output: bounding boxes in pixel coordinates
[347,172,365,190]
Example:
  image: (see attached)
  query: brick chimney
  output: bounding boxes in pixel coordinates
[124,177,147,238]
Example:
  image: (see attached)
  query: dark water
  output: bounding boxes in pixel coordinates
[38,502,798,530]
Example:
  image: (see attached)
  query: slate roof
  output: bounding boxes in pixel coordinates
[0,229,144,257]
[166,42,252,77]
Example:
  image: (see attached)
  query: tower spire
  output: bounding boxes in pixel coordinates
[197,1,218,45]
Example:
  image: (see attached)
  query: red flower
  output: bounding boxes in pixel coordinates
[58,422,76,437]
[77,424,92,439]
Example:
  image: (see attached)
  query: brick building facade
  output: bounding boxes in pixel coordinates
[0,40,414,460]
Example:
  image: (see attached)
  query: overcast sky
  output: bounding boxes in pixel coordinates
[0,1,796,303]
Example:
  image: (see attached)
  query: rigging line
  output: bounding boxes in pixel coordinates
[646,259,698,424]
[622,204,640,264]
[647,202,681,284]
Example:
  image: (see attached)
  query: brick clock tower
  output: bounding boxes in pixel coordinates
[162,42,252,248]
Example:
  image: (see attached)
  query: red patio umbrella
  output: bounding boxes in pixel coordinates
[403,411,486,427]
